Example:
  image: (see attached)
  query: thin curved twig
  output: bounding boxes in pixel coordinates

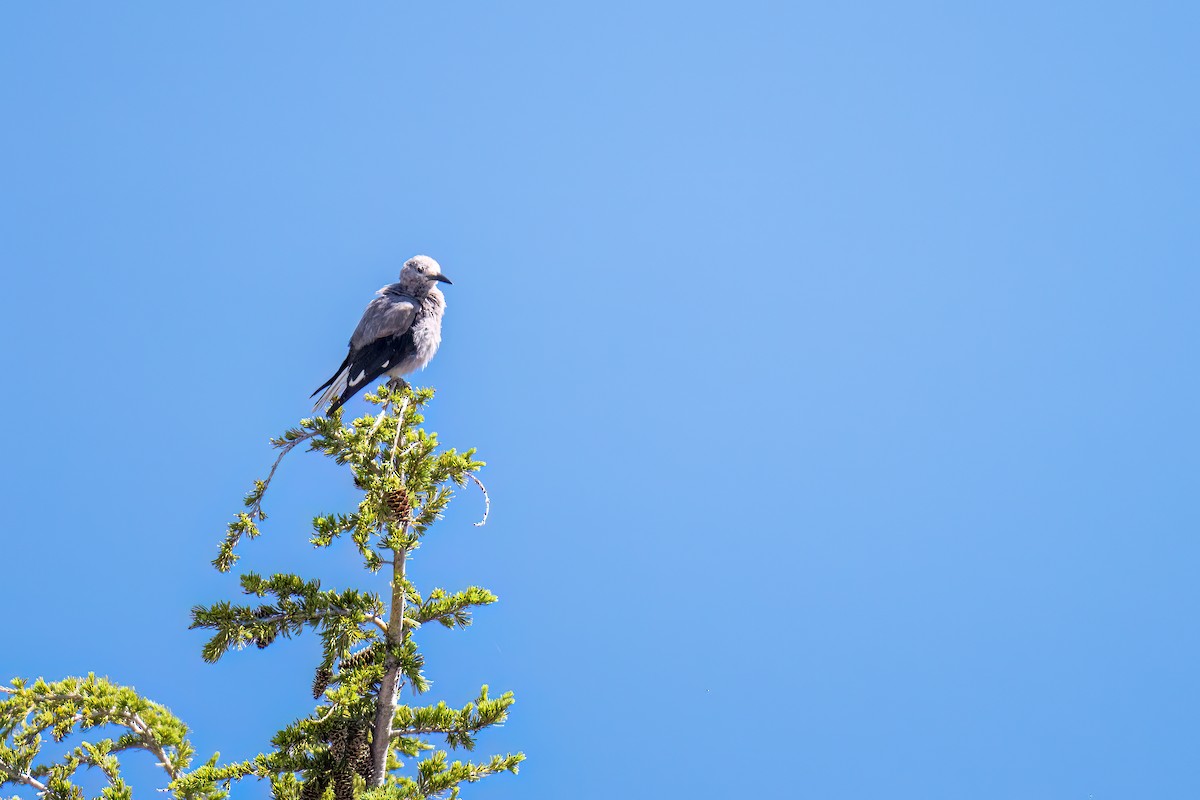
[368,395,392,437]
[466,473,490,527]
[390,394,410,474]
[250,431,318,520]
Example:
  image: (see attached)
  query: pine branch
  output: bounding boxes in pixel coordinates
[191,575,386,664]
[391,686,516,751]
[414,587,497,630]
[0,675,211,800]
[369,750,524,800]
[250,609,389,637]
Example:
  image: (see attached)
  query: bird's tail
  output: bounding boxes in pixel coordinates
[312,368,349,415]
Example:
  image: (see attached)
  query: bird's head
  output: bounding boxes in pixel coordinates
[399,255,452,295]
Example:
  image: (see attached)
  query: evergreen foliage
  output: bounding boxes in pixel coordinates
[2,385,521,800]
[0,674,222,800]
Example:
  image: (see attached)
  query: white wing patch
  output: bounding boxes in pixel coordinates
[349,370,367,386]
[312,368,349,414]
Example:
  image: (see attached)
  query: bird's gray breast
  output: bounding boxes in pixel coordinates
[387,289,444,377]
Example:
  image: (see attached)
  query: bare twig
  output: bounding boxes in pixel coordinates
[364,614,391,637]
[129,711,180,781]
[369,378,410,438]
[466,473,490,527]
[250,430,318,520]
[390,394,410,473]
[0,757,48,793]
[368,396,392,437]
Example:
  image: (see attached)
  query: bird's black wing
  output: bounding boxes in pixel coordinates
[323,329,417,415]
[313,289,419,414]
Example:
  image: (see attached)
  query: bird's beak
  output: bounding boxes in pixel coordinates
[434,273,453,285]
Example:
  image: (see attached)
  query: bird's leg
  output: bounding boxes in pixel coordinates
[385,377,410,395]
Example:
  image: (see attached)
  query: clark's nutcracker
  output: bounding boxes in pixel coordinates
[312,255,452,415]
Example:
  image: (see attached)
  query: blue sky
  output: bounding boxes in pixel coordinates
[2,2,1198,798]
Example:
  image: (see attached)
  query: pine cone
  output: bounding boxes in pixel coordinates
[333,769,355,800]
[339,643,379,672]
[329,723,349,761]
[312,666,333,699]
[353,735,373,780]
[299,777,327,800]
[385,487,410,520]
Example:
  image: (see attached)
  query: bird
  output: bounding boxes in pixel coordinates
[312,255,452,415]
